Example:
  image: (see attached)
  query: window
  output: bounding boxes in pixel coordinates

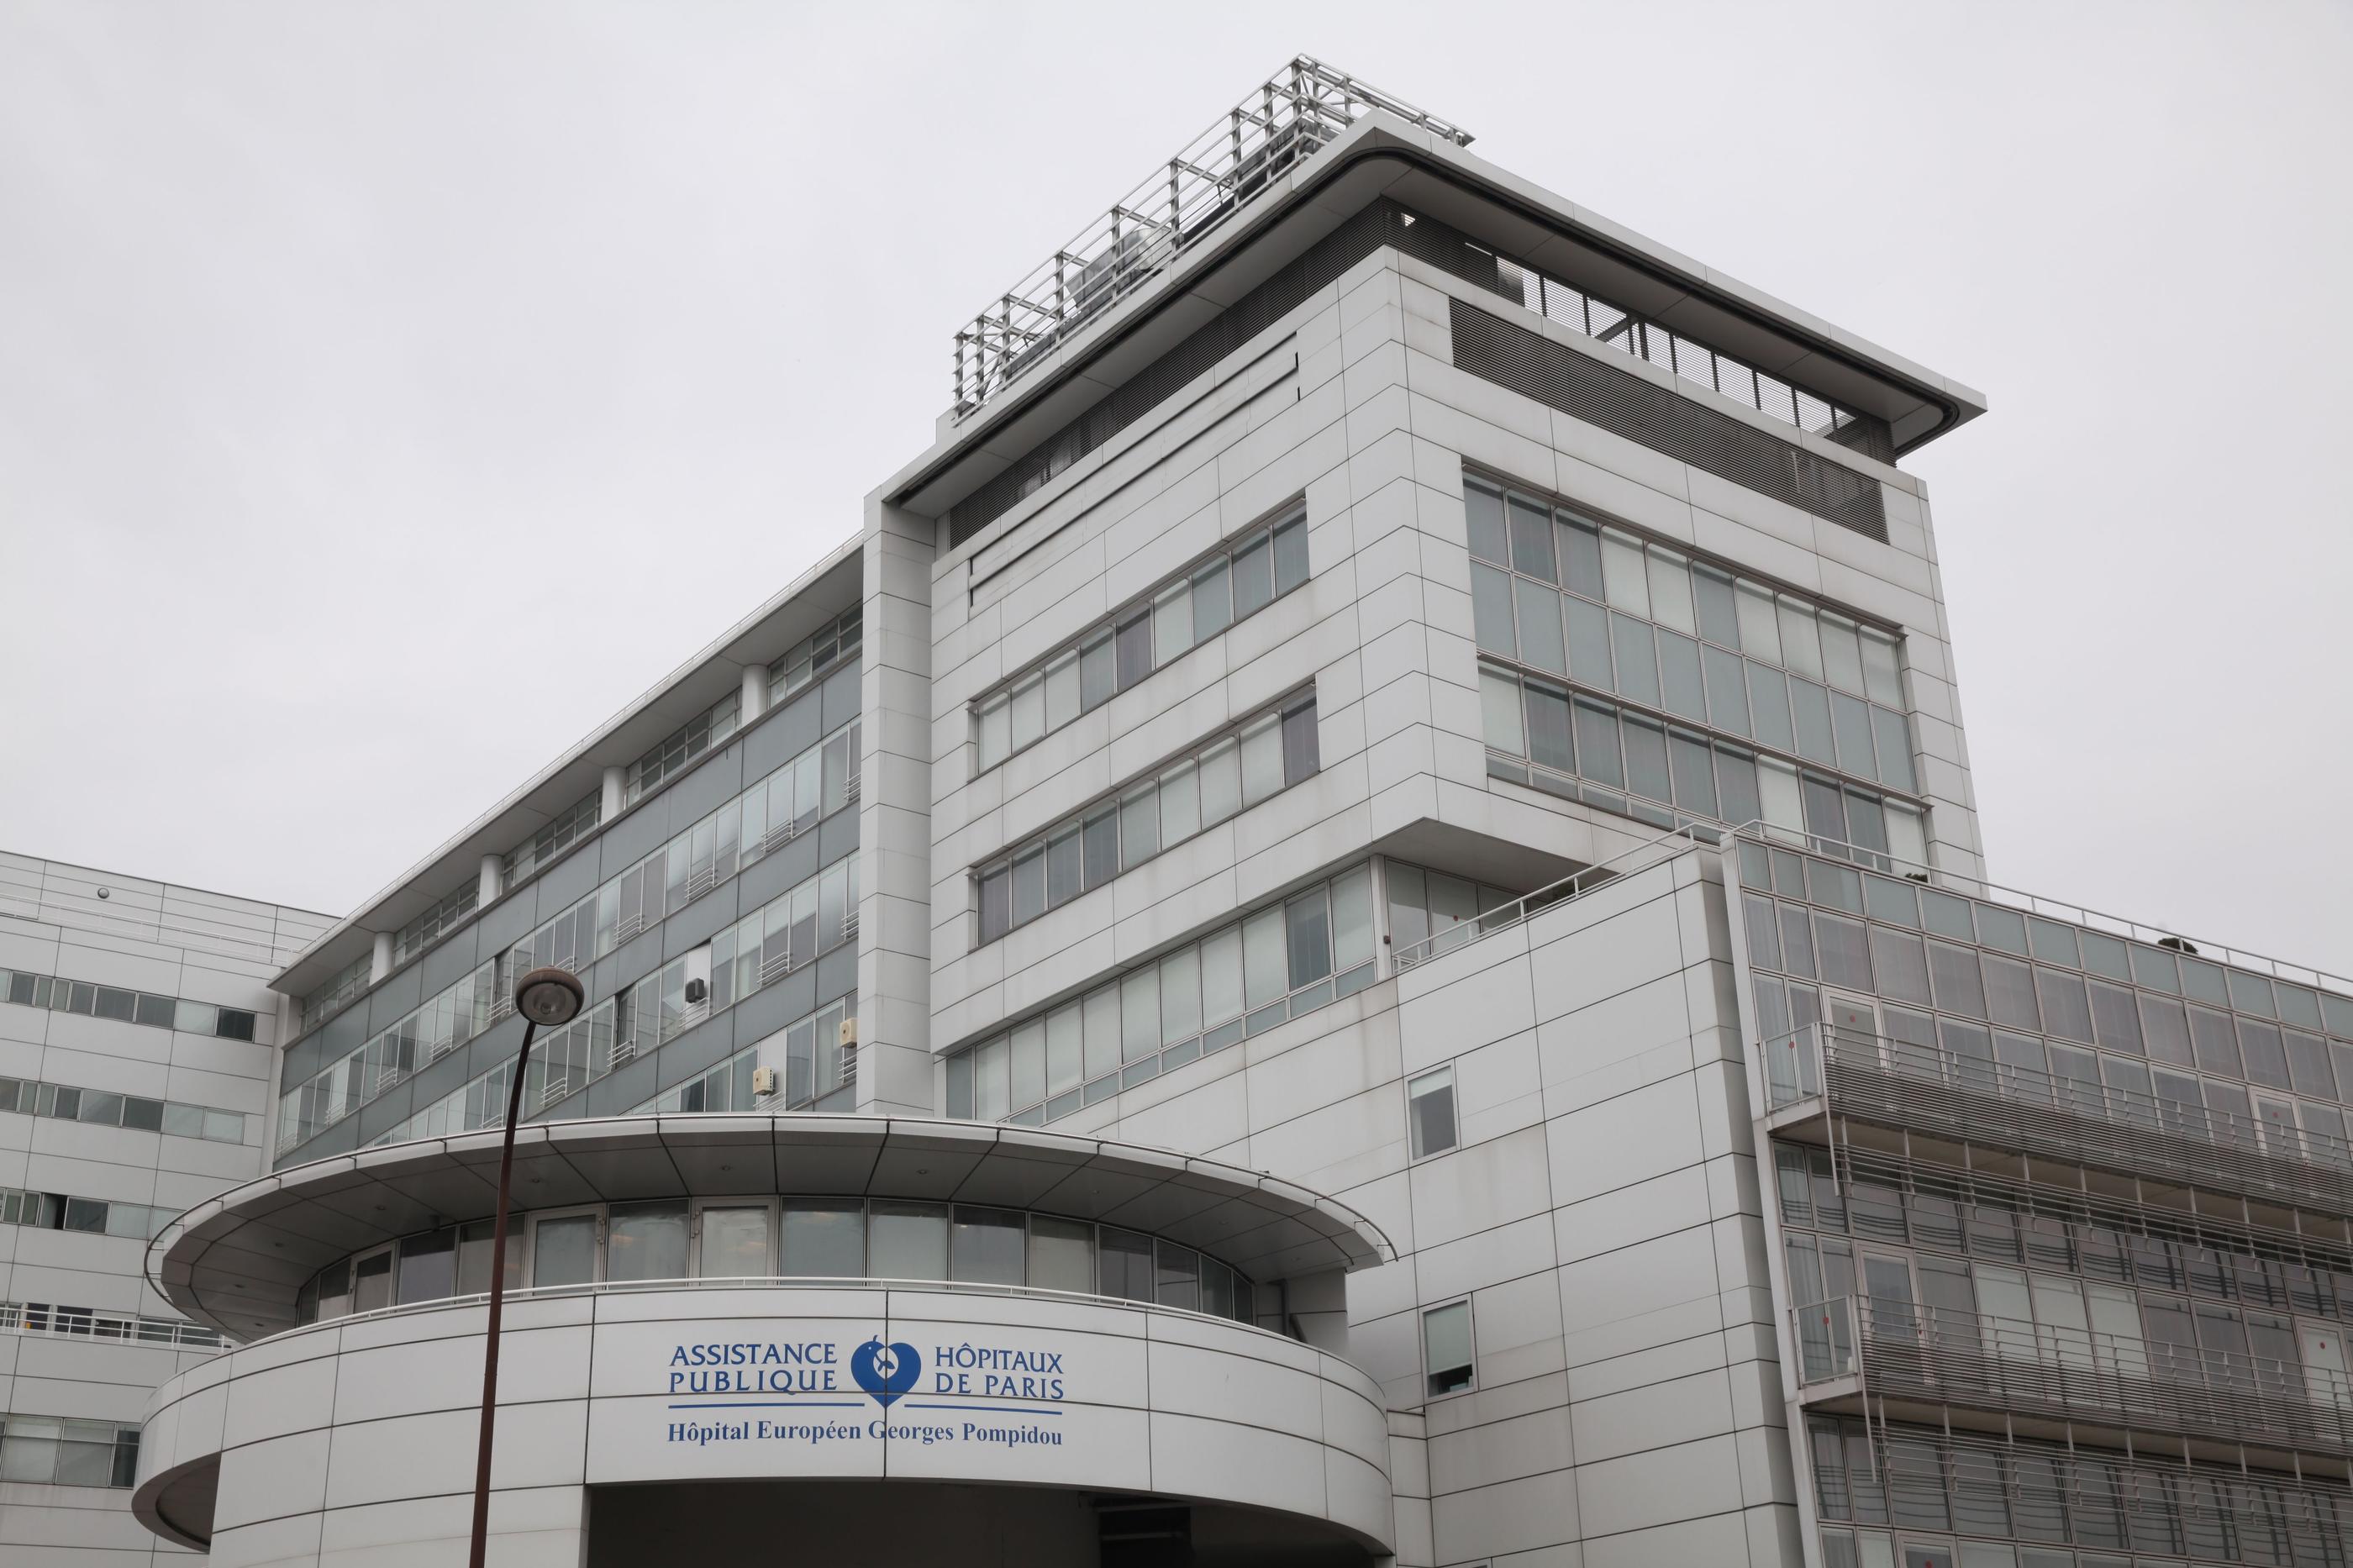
[0,1071,246,1144]
[782,1200,865,1277]
[868,1201,949,1281]
[971,695,1319,945]
[1743,837,2353,1181]
[0,1415,140,1488]
[394,882,481,966]
[629,690,743,803]
[948,865,1377,1125]
[1423,1300,1475,1395]
[606,1201,690,1282]
[1408,1066,1458,1158]
[0,969,259,1046]
[1468,472,1919,850]
[766,604,862,704]
[285,794,860,1155]
[970,502,1308,774]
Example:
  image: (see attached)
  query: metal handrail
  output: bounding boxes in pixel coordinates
[950,56,1473,415]
[1731,823,2353,1002]
[1801,1295,2353,1457]
[1763,1024,2353,1209]
[1390,819,1713,971]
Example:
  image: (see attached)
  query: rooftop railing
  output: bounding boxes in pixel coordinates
[1383,818,2350,1026]
[1796,1294,2353,1458]
[1736,824,2353,1006]
[1764,1023,2353,1213]
[950,56,1471,416]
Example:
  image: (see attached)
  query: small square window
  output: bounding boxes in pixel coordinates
[1423,1299,1474,1396]
[1408,1067,1457,1159]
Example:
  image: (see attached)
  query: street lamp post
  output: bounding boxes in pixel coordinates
[467,965,583,1568]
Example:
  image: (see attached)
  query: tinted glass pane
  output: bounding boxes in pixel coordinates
[1703,645,1750,735]
[950,1208,1026,1286]
[1272,518,1309,596]
[1566,596,1613,688]
[1231,533,1273,618]
[782,1201,865,1277]
[608,1201,690,1282]
[1513,579,1566,673]
[1559,516,1603,598]
[1524,682,1573,773]
[1657,631,1706,721]
[1465,482,1506,562]
[1471,563,1516,656]
[1507,496,1556,581]
[1789,679,1835,765]
[1573,700,1623,788]
[1622,714,1671,803]
[1611,613,1659,706]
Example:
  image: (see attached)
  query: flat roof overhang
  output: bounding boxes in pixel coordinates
[271,534,863,1000]
[881,112,1984,526]
[150,1114,1397,1340]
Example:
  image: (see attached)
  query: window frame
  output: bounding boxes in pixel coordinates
[1407,1065,1459,1160]
[967,501,1309,779]
[1421,1297,1477,1398]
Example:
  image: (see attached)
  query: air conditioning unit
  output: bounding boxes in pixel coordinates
[684,976,708,1005]
[751,1066,778,1097]
[838,1017,857,1046]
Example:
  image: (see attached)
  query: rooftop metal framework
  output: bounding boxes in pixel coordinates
[949,55,1472,416]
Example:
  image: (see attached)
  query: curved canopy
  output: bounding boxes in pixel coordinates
[150,1114,1396,1338]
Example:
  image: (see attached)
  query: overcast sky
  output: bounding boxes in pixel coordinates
[3,3,2348,972]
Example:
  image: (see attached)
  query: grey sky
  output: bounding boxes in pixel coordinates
[3,3,2347,973]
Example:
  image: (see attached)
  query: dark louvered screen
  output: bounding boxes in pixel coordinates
[1448,298,1888,542]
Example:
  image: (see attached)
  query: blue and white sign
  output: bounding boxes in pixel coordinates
[663,1329,1066,1451]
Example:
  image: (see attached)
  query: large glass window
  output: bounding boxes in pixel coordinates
[280,715,862,1155]
[1468,474,1920,849]
[976,695,1319,945]
[950,1207,1028,1286]
[606,1201,690,1283]
[973,502,1308,773]
[949,864,1378,1126]
[781,1201,865,1278]
[868,1201,950,1281]
[0,1416,140,1489]
[1028,1216,1095,1295]
[529,1214,599,1288]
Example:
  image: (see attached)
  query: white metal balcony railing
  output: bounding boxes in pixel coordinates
[1390,820,1715,972]
[950,56,1472,415]
[1793,1295,2353,1456]
[1762,1024,2353,1211]
[1734,824,2353,1001]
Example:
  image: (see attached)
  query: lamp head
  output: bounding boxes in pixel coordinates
[514,966,584,1028]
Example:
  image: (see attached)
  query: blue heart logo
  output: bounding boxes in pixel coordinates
[850,1338,921,1408]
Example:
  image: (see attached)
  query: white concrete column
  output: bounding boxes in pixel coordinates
[369,930,393,984]
[477,852,502,907]
[600,765,626,819]
[853,496,935,1118]
[740,662,767,726]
